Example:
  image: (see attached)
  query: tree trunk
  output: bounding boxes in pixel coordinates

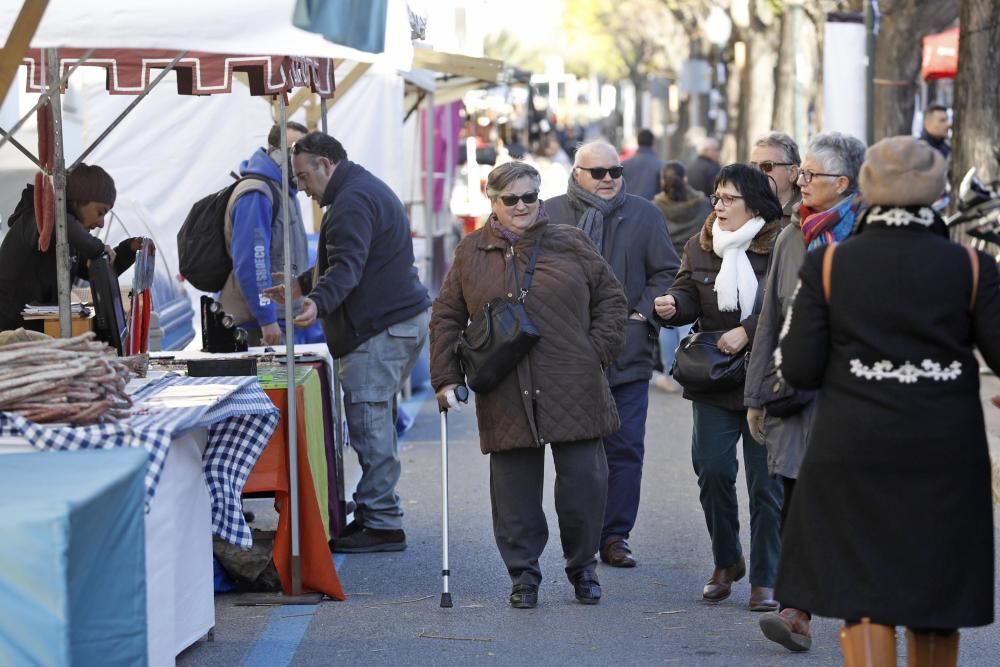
[739,17,780,161]
[772,9,797,135]
[872,0,958,141]
[950,0,1000,242]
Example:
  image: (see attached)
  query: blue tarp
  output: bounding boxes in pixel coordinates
[293,0,389,54]
[0,449,148,667]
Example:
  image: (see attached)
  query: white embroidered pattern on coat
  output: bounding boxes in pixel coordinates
[771,279,802,380]
[849,358,962,383]
[865,206,935,228]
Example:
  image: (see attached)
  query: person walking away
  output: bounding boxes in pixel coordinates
[651,161,711,393]
[431,161,627,608]
[546,141,679,569]
[621,129,664,201]
[653,164,783,612]
[687,138,722,197]
[775,135,1000,667]
[220,121,321,346]
[745,131,865,651]
[267,131,431,553]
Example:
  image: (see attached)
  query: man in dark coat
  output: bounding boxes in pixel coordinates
[269,132,431,554]
[621,129,663,201]
[920,103,951,160]
[546,141,680,568]
[687,137,722,197]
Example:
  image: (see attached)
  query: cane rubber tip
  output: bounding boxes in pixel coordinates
[440,593,453,608]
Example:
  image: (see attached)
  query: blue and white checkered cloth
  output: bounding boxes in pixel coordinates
[0,374,278,547]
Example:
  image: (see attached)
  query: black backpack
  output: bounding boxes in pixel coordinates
[177,175,278,292]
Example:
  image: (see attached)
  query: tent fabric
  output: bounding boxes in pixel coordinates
[22,49,335,98]
[0,0,414,71]
[294,0,389,55]
[921,27,959,81]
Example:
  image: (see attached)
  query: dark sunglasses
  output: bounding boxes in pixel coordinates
[576,165,624,180]
[498,191,539,206]
[750,160,795,173]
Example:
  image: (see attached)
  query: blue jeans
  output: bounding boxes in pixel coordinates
[659,324,692,375]
[691,401,783,587]
[338,310,429,530]
[601,380,650,543]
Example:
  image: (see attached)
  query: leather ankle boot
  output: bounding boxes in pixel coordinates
[906,628,959,667]
[840,618,897,667]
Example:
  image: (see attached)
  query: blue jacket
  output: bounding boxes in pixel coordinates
[621,146,663,201]
[299,160,430,358]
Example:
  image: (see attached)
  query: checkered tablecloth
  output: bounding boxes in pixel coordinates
[0,374,278,548]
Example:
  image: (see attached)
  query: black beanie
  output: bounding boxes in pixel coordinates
[67,163,116,206]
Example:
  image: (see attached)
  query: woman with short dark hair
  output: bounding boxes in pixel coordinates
[654,163,783,612]
[430,161,627,609]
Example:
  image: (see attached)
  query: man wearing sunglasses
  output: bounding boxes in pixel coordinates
[546,141,680,570]
[749,132,801,228]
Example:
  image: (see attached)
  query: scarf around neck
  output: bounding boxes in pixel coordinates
[712,216,766,319]
[566,175,627,253]
[800,194,863,250]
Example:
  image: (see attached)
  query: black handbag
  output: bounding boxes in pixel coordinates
[670,330,748,393]
[455,241,542,394]
[759,356,816,417]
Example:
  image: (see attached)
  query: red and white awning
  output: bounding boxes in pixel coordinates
[921,27,959,81]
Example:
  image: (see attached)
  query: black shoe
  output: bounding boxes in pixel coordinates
[509,583,538,609]
[328,519,364,551]
[331,527,406,553]
[571,571,601,605]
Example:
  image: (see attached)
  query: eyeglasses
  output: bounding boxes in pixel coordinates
[797,169,843,185]
[498,191,539,206]
[751,160,796,173]
[709,193,744,208]
[575,165,624,180]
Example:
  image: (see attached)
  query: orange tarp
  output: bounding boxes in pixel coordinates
[245,385,344,600]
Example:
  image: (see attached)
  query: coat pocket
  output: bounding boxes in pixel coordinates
[614,319,657,373]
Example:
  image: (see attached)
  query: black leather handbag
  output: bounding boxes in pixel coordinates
[759,356,816,418]
[455,242,541,394]
[670,330,748,393]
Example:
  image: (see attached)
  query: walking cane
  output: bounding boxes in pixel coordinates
[440,384,469,608]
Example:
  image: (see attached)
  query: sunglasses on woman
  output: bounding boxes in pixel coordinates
[750,160,796,173]
[575,165,624,180]
[498,191,540,206]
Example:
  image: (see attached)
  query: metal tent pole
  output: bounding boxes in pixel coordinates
[46,48,70,337]
[278,94,302,596]
[423,90,435,291]
[318,97,348,527]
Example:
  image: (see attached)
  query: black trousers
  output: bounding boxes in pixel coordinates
[489,438,608,587]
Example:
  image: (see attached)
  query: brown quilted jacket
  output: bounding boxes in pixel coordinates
[430,216,628,454]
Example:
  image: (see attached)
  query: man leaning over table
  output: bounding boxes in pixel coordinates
[265,131,431,554]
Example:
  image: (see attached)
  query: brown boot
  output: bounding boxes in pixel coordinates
[840,618,897,667]
[906,628,959,667]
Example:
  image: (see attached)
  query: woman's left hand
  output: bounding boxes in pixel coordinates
[717,326,749,355]
[129,237,147,252]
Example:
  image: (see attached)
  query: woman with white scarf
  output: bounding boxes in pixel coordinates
[653,164,783,611]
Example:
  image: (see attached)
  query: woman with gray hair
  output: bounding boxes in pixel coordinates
[430,161,627,609]
[745,131,866,651]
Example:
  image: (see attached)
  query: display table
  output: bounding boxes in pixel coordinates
[0,448,149,667]
[247,364,345,600]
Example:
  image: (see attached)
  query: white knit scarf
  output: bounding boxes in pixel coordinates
[712,216,765,318]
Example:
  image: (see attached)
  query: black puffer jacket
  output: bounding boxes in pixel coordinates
[0,185,136,331]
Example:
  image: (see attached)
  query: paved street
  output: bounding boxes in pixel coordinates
[179,378,1000,666]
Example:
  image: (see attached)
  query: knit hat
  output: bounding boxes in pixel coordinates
[858,135,946,207]
[66,163,116,206]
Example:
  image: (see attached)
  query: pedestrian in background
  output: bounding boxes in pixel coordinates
[749,132,801,227]
[920,103,951,160]
[430,161,627,609]
[654,164,783,612]
[621,128,663,201]
[687,137,722,197]
[774,136,1000,667]
[651,160,711,393]
[547,141,679,570]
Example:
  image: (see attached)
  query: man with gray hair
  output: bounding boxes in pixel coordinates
[546,141,680,569]
[750,132,801,227]
[687,137,722,197]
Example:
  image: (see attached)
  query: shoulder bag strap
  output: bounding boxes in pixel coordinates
[965,245,980,312]
[822,242,838,304]
[518,239,542,301]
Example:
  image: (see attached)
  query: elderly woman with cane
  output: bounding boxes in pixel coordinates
[775,136,1000,667]
[430,161,627,609]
